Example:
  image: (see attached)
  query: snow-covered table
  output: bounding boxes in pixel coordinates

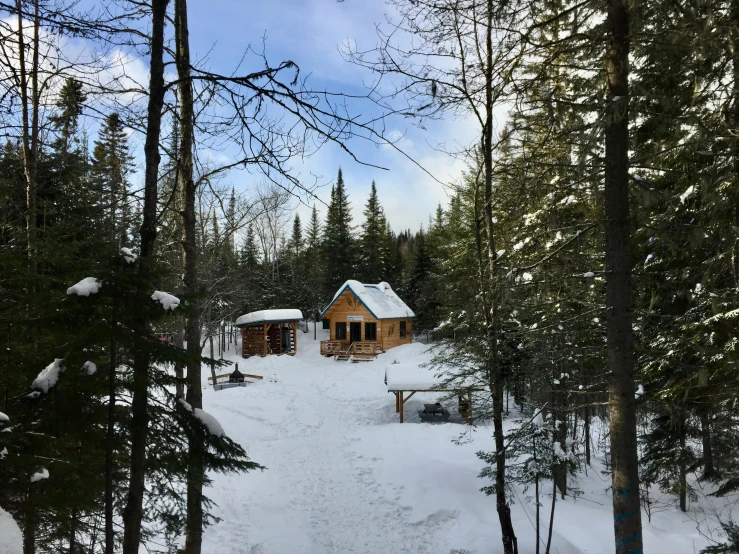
[384,363,477,423]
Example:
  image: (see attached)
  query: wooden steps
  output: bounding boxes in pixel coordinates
[332,341,382,362]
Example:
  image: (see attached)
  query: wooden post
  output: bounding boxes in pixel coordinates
[278,322,283,355]
[399,391,404,423]
[293,322,297,354]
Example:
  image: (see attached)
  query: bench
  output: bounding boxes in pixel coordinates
[207,370,263,391]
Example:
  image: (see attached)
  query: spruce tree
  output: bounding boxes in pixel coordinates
[359,181,386,282]
[322,168,356,295]
[90,112,134,247]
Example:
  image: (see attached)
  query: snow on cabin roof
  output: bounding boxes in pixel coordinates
[235,309,303,327]
[320,280,415,320]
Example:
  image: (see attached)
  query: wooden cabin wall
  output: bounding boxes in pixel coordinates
[324,290,413,350]
[379,317,413,349]
[326,290,379,341]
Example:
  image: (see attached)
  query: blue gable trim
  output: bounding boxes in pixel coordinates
[319,285,380,320]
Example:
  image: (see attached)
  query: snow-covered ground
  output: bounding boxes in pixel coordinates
[200,328,722,554]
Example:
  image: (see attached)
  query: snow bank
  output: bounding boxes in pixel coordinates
[32,359,65,394]
[67,277,102,296]
[235,309,303,327]
[82,361,97,376]
[194,408,225,437]
[151,291,180,311]
[324,280,414,319]
[30,468,49,482]
[0,506,22,554]
[0,412,8,423]
[120,247,137,263]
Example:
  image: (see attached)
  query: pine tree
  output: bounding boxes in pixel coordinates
[90,112,134,247]
[49,78,86,156]
[359,181,386,282]
[322,168,356,295]
[290,213,303,258]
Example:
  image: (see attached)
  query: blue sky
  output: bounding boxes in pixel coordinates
[185,0,477,232]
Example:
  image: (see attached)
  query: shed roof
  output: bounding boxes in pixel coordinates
[320,280,415,320]
[385,362,476,391]
[235,309,303,327]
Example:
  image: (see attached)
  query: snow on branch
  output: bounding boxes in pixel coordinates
[506,222,598,275]
[32,359,65,394]
[67,277,102,296]
[0,412,8,423]
[30,468,49,482]
[151,291,180,311]
[179,400,226,437]
[194,408,226,438]
[82,361,97,376]
[120,247,137,263]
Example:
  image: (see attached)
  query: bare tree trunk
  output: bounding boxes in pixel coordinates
[604,0,643,551]
[534,438,540,554]
[733,0,739,289]
[553,381,567,498]
[121,1,169,551]
[23,486,34,554]
[678,411,687,512]
[544,481,556,554]
[105,292,117,554]
[700,409,714,479]
[175,0,205,549]
[69,507,77,554]
[16,0,40,263]
[584,404,591,467]
[482,2,516,551]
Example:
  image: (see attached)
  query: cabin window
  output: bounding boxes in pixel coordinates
[322,319,330,330]
[335,322,347,340]
[399,321,407,339]
[365,322,377,341]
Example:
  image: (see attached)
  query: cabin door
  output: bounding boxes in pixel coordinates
[350,322,362,343]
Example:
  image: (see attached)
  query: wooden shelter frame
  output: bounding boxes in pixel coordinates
[389,388,476,423]
[239,320,299,358]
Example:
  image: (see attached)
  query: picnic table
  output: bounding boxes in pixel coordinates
[418,403,450,423]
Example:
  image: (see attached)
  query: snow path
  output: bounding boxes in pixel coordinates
[199,329,719,554]
[202,337,451,554]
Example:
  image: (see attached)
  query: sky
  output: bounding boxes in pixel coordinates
[183,0,478,233]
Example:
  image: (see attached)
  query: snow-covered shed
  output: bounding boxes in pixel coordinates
[319,280,414,354]
[235,309,303,358]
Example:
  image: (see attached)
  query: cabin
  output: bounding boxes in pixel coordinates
[235,309,303,358]
[319,280,414,359]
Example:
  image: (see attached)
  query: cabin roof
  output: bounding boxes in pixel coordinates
[235,309,303,327]
[320,280,415,320]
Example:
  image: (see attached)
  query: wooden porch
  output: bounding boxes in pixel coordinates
[320,340,382,362]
